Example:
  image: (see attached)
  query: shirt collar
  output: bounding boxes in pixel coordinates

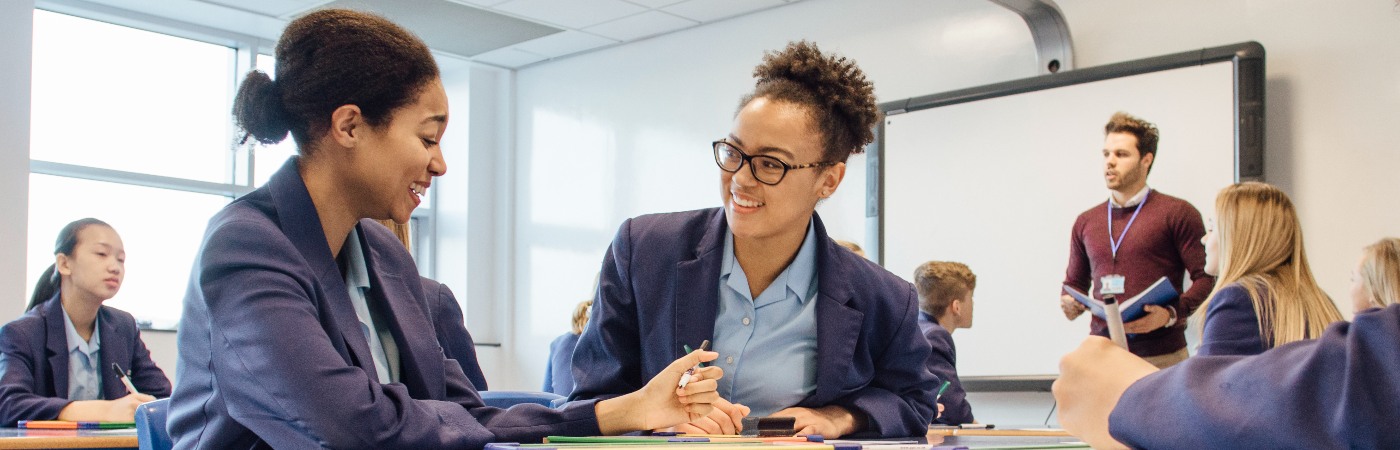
[61,303,100,355]
[343,227,371,291]
[721,218,820,305]
[1109,185,1151,208]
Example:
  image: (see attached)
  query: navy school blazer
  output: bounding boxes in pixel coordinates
[0,295,171,426]
[423,278,490,390]
[570,208,939,437]
[1109,303,1400,448]
[917,313,973,425]
[168,158,599,450]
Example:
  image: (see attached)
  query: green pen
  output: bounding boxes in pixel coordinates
[935,380,952,402]
[678,340,710,388]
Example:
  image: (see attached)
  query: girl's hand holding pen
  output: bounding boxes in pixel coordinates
[594,349,723,434]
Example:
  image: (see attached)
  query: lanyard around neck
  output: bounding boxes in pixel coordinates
[1107,190,1149,260]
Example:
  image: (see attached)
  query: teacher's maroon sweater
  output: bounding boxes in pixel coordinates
[1062,190,1216,357]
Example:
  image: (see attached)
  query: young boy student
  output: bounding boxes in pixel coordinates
[913,261,975,425]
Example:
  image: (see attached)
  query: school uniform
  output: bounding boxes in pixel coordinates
[423,278,489,390]
[543,332,580,396]
[917,312,973,425]
[1197,283,1266,356]
[570,208,938,437]
[1109,303,1400,449]
[0,295,170,426]
[169,158,599,450]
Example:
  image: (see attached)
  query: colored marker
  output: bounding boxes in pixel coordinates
[677,340,710,388]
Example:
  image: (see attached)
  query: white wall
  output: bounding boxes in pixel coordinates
[1,1,35,317]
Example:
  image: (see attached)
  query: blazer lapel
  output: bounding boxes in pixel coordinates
[266,158,377,379]
[808,214,863,405]
[96,308,130,400]
[361,223,442,399]
[672,210,727,360]
[42,299,70,399]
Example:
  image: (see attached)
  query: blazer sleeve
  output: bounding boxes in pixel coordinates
[0,322,69,425]
[830,285,940,437]
[127,328,172,398]
[925,332,972,425]
[1197,285,1266,357]
[199,219,521,449]
[570,218,643,401]
[1108,304,1400,449]
[431,283,489,391]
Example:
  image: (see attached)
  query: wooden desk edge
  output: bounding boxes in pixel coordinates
[928,428,1072,437]
[0,435,137,449]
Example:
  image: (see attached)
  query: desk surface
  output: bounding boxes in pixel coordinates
[0,428,137,449]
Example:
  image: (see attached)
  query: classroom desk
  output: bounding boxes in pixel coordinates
[0,428,137,449]
[928,427,1084,449]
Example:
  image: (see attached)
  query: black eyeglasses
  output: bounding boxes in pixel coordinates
[713,140,834,185]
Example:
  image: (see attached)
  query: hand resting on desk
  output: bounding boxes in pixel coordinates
[671,398,749,435]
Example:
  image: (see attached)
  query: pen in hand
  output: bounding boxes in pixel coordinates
[934,380,951,402]
[677,339,710,388]
[111,363,141,396]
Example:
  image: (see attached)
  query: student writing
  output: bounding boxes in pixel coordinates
[0,218,169,426]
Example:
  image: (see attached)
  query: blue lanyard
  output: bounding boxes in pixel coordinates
[1108,190,1149,260]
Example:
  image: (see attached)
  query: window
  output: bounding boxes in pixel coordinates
[28,10,435,330]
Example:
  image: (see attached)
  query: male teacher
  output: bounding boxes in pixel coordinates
[1059,112,1214,369]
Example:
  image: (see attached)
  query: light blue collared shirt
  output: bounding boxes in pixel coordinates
[713,220,820,417]
[344,229,396,384]
[62,305,102,401]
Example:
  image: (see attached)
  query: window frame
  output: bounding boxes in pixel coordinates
[28,5,438,330]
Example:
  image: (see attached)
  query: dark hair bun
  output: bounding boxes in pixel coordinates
[748,40,880,161]
[232,70,290,145]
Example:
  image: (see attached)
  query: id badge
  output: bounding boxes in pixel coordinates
[1100,274,1126,296]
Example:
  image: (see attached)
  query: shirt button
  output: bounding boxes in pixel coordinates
[742,317,751,326]
[726,356,734,365]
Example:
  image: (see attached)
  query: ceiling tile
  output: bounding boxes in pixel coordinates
[663,0,787,23]
[471,47,549,68]
[620,0,688,8]
[318,0,563,57]
[446,0,513,6]
[494,0,647,29]
[512,30,619,58]
[197,0,332,18]
[585,10,696,42]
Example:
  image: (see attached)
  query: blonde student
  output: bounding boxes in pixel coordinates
[1351,237,1400,313]
[0,218,169,425]
[1194,182,1344,356]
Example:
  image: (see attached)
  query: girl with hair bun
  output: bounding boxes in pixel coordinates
[571,41,939,438]
[0,219,170,425]
[169,9,720,449]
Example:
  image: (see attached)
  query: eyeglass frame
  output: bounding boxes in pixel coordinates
[712,140,836,186]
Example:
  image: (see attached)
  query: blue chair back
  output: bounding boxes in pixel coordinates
[135,398,172,450]
[479,390,565,409]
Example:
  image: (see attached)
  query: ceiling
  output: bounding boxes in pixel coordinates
[49,0,806,69]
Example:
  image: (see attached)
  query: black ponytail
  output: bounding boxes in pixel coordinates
[27,218,111,311]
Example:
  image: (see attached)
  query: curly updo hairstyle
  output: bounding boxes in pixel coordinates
[233,8,439,150]
[739,40,881,163]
